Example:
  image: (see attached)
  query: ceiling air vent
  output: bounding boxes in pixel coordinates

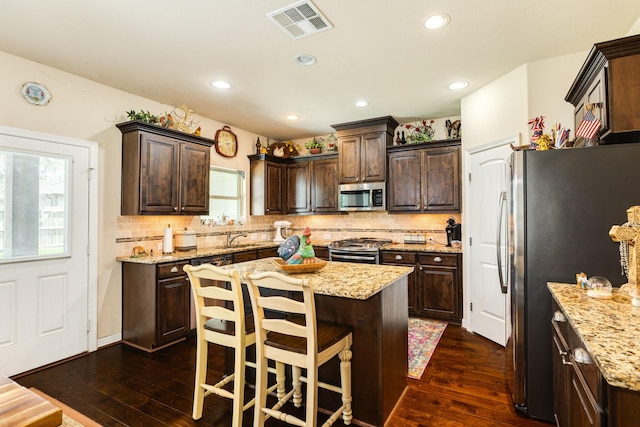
[267,0,333,39]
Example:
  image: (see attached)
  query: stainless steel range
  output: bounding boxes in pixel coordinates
[328,237,393,264]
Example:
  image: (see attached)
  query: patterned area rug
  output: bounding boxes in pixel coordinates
[408,318,447,379]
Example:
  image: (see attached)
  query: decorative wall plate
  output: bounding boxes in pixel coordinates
[21,82,51,106]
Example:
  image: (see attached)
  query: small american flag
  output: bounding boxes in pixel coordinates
[575,110,601,140]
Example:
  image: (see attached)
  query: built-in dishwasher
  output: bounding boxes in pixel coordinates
[189,254,232,329]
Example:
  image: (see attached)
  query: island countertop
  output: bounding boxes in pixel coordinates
[222,257,413,300]
[548,282,640,391]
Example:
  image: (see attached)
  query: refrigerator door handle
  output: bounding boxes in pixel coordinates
[496,191,508,294]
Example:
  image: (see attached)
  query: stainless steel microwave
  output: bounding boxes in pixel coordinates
[338,182,386,211]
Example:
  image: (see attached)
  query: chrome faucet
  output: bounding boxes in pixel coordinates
[227,231,248,247]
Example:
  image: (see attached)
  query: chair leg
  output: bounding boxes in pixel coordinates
[192,337,207,420]
[253,351,269,427]
[276,362,286,401]
[306,366,318,427]
[339,347,353,425]
[232,347,246,427]
[292,365,303,408]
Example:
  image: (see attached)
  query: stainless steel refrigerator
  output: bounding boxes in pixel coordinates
[501,143,640,422]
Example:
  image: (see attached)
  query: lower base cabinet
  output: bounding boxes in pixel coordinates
[552,299,640,427]
[122,260,191,352]
[381,251,462,323]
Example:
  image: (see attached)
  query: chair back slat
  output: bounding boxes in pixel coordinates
[257,295,305,314]
[201,305,237,323]
[196,285,234,302]
[262,318,307,338]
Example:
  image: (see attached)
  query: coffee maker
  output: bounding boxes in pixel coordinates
[445,217,462,247]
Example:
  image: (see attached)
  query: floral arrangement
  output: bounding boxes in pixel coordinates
[304,137,324,150]
[126,110,160,124]
[404,119,435,143]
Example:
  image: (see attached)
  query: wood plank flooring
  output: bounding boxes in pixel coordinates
[13,324,552,426]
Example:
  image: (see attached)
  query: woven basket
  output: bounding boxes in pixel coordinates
[272,258,327,273]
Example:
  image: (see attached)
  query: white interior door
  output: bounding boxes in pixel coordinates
[0,127,96,376]
[466,138,514,346]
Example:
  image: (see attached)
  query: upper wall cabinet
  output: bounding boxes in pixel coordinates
[332,116,399,184]
[118,121,213,215]
[387,139,461,213]
[565,34,640,145]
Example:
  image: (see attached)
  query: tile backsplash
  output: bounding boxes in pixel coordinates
[116,212,461,257]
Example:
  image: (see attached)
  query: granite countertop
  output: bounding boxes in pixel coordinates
[223,257,413,300]
[384,243,463,254]
[548,282,640,392]
[117,240,462,264]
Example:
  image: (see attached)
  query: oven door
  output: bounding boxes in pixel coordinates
[329,248,379,264]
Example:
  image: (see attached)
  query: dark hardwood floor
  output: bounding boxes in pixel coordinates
[13,324,552,427]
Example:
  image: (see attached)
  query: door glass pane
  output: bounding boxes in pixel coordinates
[0,149,70,262]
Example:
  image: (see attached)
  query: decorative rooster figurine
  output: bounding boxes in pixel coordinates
[287,227,316,264]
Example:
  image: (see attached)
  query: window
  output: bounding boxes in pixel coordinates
[203,166,245,223]
[0,149,70,261]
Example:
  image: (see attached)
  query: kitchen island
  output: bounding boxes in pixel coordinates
[224,258,413,427]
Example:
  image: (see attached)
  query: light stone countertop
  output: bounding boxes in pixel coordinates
[223,258,413,300]
[548,282,640,392]
[117,240,461,264]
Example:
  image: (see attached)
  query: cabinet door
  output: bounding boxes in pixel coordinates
[286,161,311,214]
[387,150,421,212]
[361,132,387,182]
[569,363,602,427]
[552,318,571,427]
[422,147,460,212]
[311,158,339,213]
[139,133,179,214]
[179,142,210,215]
[381,251,417,314]
[156,276,190,346]
[415,253,461,322]
[338,136,361,183]
[574,69,607,147]
[266,161,285,214]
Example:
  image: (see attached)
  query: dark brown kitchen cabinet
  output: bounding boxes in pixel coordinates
[122,260,191,351]
[332,116,398,184]
[381,250,461,323]
[249,155,286,215]
[117,121,212,215]
[387,140,461,213]
[566,33,640,145]
[250,154,339,215]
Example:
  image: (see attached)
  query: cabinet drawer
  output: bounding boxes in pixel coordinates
[418,253,458,267]
[381,251,416,265]
[157,260,191,280]
[568,322,602,401]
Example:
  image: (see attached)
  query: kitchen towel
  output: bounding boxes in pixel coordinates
[163,225,173,254]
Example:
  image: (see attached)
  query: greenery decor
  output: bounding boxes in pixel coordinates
[126,109,160,124]
[304,138,324,150]
[404,119,435,143]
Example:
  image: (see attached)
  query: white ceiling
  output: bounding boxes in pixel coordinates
[1,1,639,141]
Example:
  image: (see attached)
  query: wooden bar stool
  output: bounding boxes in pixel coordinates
[244,270,353,427]
[184,264,284,426]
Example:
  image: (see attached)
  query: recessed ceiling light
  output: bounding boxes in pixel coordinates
[286,114,299,121]
[295,54,317,66]
[424,14,450,29]
[210,80,231,89]
[448,81,469,90]
[354,100,368,107]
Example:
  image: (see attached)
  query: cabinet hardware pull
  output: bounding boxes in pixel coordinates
[561,353,572,366]
[573,347,592,364]
[553,311,566,322]
[395,255,402,260]
[434,256,442,262]
[170,267,178,273]
[173,206,178,211]
[181,206,185,211]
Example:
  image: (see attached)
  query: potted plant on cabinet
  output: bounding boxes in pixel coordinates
[305,138,324,154]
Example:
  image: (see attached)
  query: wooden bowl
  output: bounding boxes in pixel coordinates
[272,258,327,273]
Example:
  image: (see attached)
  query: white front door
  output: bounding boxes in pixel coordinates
[466,137,515,346]
[0,126,97,376]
